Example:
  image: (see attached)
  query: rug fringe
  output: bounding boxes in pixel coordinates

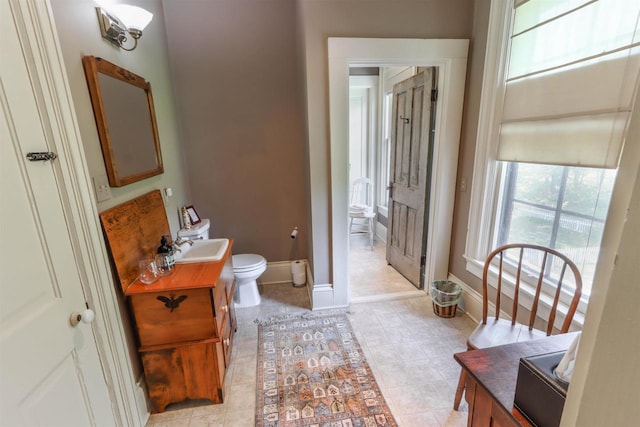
[253,309,352,326]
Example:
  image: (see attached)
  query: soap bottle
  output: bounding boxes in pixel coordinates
[156,236,175,276]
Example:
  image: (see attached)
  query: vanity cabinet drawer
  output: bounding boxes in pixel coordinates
[221,316,233,367]
[131,288,215,347]
[213,283,228,334]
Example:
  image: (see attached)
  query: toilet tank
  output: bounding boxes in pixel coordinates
[177,218,210,240]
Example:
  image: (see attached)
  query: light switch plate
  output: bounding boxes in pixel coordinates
[93,175,112,202]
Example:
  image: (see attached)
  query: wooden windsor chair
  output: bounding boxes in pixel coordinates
[453,243,582,410]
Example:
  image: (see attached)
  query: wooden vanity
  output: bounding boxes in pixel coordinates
[99,190,236,413]
[126,246,236,412]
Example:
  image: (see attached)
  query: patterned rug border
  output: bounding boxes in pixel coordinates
[253,309,352,326]
[254,311,398,427]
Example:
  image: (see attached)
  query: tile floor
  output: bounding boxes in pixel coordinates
[146,284,472,427]
[349,236,419,300]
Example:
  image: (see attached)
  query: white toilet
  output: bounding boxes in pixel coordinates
[231,254,266,307]
[177,218,265,307]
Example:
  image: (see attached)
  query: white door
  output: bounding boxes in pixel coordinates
[0,2,115,425]
[386,70,435,288]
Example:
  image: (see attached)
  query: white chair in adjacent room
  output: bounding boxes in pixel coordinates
[348,177,376,249]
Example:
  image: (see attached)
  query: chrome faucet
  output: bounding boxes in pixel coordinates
[172,237,193,252]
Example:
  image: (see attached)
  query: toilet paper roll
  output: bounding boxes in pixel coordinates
[291,260,306,286]
[293,273,306,286]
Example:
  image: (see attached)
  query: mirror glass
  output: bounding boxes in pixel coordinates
[82,56,163,187]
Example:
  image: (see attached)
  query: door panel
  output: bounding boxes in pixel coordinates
[18,356,92,427]
[0,2,114,424]
[386,70,435,288]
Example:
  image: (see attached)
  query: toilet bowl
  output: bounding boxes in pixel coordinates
[232,254,266,307]
[176,217,265,307]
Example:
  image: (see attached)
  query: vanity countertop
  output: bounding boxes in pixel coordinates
[125,239,234,296]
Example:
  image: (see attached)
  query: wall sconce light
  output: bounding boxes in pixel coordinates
[96,5,153,51]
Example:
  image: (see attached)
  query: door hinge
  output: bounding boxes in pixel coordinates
[431,89,438,102]
[421,255,426,266]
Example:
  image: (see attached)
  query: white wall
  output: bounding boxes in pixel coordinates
[562,171,640,425]
[560,83,640,427]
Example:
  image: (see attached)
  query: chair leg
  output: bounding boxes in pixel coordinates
[368,218,374,249]
[453,369,466,410]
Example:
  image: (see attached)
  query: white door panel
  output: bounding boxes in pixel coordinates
[20,356,92,427]
[0,1,115,425]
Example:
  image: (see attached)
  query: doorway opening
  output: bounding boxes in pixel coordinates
[348,66,431,301]
[326,38,469,309]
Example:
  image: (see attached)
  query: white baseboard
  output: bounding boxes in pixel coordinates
[375,222,387,244]
[448,273,482,323]
[260,261,302,285]
[311,283,339,310]
[134,377,149,425]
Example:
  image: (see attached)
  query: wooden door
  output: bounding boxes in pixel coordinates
[386,70,436,288]
[0,3,115,424]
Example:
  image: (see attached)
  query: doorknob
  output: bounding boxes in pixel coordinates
[70,308,95,327]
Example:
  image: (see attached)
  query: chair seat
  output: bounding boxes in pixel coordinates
[348,210,376,218]
[467,318,549,350]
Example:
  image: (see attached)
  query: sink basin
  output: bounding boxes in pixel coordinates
[174,238,229,264]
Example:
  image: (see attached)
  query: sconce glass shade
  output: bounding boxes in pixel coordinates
[109,5,153,34]
[96,5,152,51]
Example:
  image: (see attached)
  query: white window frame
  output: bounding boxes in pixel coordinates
[465,0,512,274]
[349,75,378,188]
[377,91,392,216]
[464,0,613,327]
[376,66,417,215]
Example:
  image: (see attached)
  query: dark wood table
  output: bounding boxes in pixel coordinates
[454,332,578,427]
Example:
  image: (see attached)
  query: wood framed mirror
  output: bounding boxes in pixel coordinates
[82,55,163,187]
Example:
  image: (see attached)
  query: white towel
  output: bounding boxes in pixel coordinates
[554,332,581,383]
[349,204,368,212]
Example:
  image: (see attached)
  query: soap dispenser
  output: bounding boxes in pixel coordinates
[155,236,175,276]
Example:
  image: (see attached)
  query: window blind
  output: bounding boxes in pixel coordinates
[497,0,640,168]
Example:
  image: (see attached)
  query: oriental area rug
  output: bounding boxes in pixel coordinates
[255,313,397,427]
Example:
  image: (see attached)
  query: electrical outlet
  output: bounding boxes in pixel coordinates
[93,175,112,202]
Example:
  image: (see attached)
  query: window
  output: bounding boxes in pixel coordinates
[496,162,616,295]
[378,92,393,207]
[378,67,418,209]
[466,0,639,307]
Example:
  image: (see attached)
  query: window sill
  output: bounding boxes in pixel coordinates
[464,254,585,330]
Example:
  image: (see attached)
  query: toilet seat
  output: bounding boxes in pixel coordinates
[233,254,266,272]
